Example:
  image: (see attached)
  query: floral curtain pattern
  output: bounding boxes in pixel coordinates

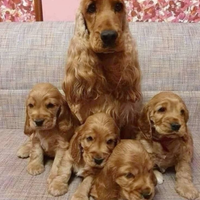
[0,0,35,22]
[125,0,200,22]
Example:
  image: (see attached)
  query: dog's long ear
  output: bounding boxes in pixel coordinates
[24,100,33,136]
[183,103,189,123]
[138,104,152,140]
[69,125,84,163]
[57,96,80,141]
[91,165,118,200]
[62,9,102,104]
[90,185,98,199]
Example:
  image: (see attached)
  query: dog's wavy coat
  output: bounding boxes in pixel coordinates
[138,92,199,200]
[62,0,141,137]
[17,83,79,182]
[91,140,157,200]
[48,113,120,198]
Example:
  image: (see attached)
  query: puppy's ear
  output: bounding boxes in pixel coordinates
[92,165,118,200]
[90,185,98,199]
[138,104,152,139]
[24,102,32,136]
[183,105,189,123]
[69,125,84,163]
[57,96,80,139]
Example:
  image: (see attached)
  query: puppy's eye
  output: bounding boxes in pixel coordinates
[107,139,114,145]
[28,103,34,108]
[86,136,93,142]
[181,109,185,115]
[46,103,55,109]
[125,172,135,179]
[157,107,166,112]
[87,2,96,13]
[114,2,123,12]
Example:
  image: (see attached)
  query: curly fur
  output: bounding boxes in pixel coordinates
[62,0,142,137]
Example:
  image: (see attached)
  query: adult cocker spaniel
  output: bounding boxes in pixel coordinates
[48,113,120,199]
[91,140,157,200]
[62,0,142,138]
[17,83,79,183]
[138,92,199,200]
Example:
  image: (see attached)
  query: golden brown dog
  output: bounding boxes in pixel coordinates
[138,92,199,199]
[91,140,157,200]
[48,113,120,199]
[17,83,79,183]
[62,0,142,138]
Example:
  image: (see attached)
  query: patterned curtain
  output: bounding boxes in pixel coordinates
[0,0,35,22]
[125,0,200,22]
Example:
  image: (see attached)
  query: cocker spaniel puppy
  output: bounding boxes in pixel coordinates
[138,92,199,200]
[18,83,79,183]
[48,113,120,199]
[62,0,142,138]
[91,140,157,200]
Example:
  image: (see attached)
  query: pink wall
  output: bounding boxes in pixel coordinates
[42,0,80,21]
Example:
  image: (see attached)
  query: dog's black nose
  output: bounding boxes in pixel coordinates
[171,123,181,131]
[101,30,118,46]
[34,119,44,127]
[141,189,152,199]
[94,158,104,165]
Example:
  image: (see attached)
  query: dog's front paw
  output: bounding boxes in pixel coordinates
[48,180,68,197]
[47,174,56,185]
[27,163,45,175]
[71,194,89,200]
[17,145,30,158]
[176,183,199,200]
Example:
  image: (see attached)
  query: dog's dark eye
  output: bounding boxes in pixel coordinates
[46,103,55,109]
[107,139,114,145]
[125,172,135,179]
[87,2,96,13]
[28,103,34,108]
[158,107,166,112]
[181,109,185,115]
[114,2,123,12]
[86,136,93,142]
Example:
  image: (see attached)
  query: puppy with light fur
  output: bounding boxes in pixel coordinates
[91,140,157,200]
[138,92,199,200]
[48,113,120,199]
[17,83,79,183]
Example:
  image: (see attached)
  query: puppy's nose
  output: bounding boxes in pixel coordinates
[34,119,44,127]
[94,157,104,165]
[171,123,181,131]
[141,189,152,199]
[101,30,118,46]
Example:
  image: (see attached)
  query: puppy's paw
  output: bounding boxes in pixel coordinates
[154,170,164,184]
[17,145,30,158]
[47,174,57,185]
[48,180,68,197]
[176,183,199,200]
[71,194,89,200]
[27,163,45,175]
